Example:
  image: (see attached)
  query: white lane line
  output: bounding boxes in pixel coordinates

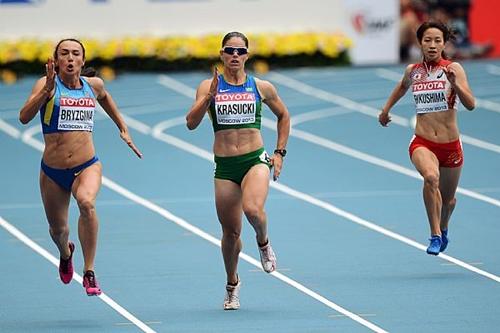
[460,133,500,153]
[486,64,500,76]
[475,99,500,115]
[96,106,151,135]
[375,68,402,81]
[0,118,21,139]
[151,118,500,284]
[441,262,483,266]
[291,107,353,126]
[0,216,156,333]
[330,314,377,318]
[116,321,162,326]
[376,67,500,115]
[158,75,196,97]
[16,124,388,333]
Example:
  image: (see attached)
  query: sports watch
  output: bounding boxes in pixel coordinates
[274,149,287,157]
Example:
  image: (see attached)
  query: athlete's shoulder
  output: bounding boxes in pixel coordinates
[439,59,454,67]
[446,61,463,70]
[83,76,104,88]
[254,76,273,89]
[408,62,422,71]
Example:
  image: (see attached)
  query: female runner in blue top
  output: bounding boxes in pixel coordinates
[19,39,142,296]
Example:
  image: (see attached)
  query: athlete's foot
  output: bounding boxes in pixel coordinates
[223,279,241,310]
[426,235,442,256]
[59,242,75,284]
[258,240,276,273]
[82,270,102,296]
[440,229,449,252]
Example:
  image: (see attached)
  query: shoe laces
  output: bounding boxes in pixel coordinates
[225,288,238,304]
[260,244,274,261]
[226,281,240,299]
[60,258,70,273]
[60,254,72,274]
[84,271,97,287]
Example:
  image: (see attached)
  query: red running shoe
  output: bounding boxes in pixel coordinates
[83,270,102,296]
[59,242,75,284]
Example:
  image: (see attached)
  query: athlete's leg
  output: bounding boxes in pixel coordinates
[411,147,442,236]
[241,164,271,245]
[438,166,461,231]
[241,164,276,272]
[40,171,72,258]
[71,162,102,273]
[215,179,243,285]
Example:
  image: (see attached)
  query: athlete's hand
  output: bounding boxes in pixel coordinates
[208,66,219,97]
[442,66,456,86]
[44,57,56,93]
[270,154,283,181]
[378,110,391,127]
[120,129,143,159]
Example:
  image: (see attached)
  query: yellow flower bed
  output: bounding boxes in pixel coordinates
[0,32,352,64]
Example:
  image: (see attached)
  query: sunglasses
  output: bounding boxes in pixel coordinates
[222,46,248,55]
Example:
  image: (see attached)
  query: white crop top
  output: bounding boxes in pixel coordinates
[410,59,459,114]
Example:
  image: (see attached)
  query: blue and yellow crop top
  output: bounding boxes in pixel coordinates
[40,76,96,134]
[208,74,262,132]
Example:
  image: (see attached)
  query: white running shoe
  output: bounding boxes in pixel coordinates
[223,280,241,310]
[258,242,277,273]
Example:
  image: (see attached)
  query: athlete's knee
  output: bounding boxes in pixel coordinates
[422,172,439,189]
[77,197,96,218]
[443,197,457,209]
[49,223,69,238]
[222,226,241,241]
[242,203,264,223]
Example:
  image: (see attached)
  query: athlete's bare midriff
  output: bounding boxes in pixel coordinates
[415,109,459,143]
[42,131,95,168]
[213,128,263,157]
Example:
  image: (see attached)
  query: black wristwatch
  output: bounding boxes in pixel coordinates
[274,149,287,157]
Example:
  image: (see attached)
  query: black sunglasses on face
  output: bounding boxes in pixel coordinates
[222,47,248,55]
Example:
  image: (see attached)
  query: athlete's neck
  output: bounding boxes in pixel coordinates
[423,57,443,66]
[59,74,82,89]
[223,69,246,85]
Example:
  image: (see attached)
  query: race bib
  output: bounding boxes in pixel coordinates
[412,80,449,114]
[215,92,256,125]
[58,97,95,131]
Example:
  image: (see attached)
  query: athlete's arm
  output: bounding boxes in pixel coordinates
[186,67,218,130]
[444,62,475,111]
[257,79,290,181]
[19,58,55,124]
[379,64,413,127]
[88,77,142,158]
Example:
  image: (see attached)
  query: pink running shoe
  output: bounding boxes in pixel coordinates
[59,242,75,284]
[83,270,102,296]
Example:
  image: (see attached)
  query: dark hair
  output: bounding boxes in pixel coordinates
[53,38,86,61]
[81,67,98,77]
[221,32,249,48]
[416,21,455,59]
